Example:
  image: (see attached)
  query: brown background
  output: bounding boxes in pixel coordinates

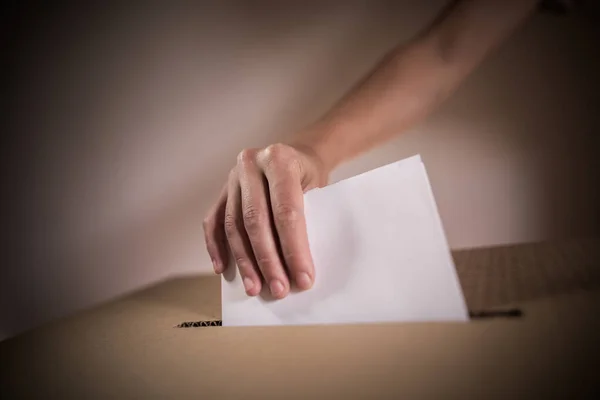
[1,239,599,398]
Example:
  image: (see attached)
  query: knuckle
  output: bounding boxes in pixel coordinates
[254,255,281,272]
[223,213,238,235]
[263,143,290,165]
[234,257,252,270]
[242,206,265,231]
[237,148,257,167]
[273,203,300,226]
[202,216,211,231]
[281,251,301,265]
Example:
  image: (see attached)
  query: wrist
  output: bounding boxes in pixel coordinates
[288,120,347,180]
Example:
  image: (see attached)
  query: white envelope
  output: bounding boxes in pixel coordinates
[221,154,469,326]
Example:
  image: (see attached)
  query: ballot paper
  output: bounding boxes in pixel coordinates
[221,154,469,326]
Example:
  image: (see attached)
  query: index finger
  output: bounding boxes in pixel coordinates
[258,152,315,290]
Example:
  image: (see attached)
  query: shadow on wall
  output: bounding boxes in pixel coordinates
[2,1,600,341]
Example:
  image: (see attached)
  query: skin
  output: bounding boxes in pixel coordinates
[203,0,541,299]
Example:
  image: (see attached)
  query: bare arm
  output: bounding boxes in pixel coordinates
[291,0,540,174]
[204,0,541,299]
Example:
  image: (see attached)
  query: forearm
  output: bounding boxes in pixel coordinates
[292,37,461,173]
[290,0,540,174]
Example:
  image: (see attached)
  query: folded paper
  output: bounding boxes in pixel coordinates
[221,154,469,326]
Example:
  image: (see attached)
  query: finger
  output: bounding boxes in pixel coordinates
[223,168,262,296]
[238,149,290,299]
[203,186,229,274]
[258,144,315,291]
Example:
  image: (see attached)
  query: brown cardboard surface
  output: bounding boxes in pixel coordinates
[1,238,599,399]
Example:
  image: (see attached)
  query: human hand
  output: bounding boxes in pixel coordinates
[203,143,329,299]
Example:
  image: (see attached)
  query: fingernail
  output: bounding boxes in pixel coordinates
[269,280,284,297]
[212,259,222,274]
[296,272,312,289]
[243,277,254,293]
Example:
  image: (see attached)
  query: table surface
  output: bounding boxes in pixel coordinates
[1,238,599,399]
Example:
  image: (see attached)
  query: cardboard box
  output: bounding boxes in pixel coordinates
[1,238,599,399]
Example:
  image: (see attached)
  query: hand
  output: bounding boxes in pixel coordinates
[203,143,329,299]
